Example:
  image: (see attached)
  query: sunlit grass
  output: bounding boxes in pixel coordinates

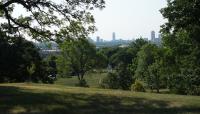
[55,72,107,87]
[0,83,200,114]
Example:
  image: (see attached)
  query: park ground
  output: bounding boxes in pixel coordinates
[0,73,200,114]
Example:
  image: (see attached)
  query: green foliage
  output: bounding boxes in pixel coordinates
[160,0,200,43]
[98,47,121,68]
[110,48,133,67]
[0,31,51,83]
[57,38,96,83]
[75,79,89,88]
[47,56,57,78]
[129,38,148,53]
[129,38,148,76]
[0,0,105,40]
[100,63,133,90]
[169,68,200,95]
[27,63,36,82]
[160,0,200,95]
[148,61,162,93]
[95,51,108,69]
[132,43,168,93]
[115,63,133,90]
[0,9,3,17]
[131,80,145,92]
[100,72,119,89]
[134,44,159,79]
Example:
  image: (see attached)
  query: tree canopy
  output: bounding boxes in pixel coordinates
[0,29,50,83]
[160,0,200,42]
[0,0,105,41]
[160,0,200,95]
[57,38,96,83]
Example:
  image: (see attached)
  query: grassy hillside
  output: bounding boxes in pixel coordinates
[55,72,107,87]
[0,83,200,114]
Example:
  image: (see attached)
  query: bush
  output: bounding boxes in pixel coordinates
[169,73,200,95]
[99,72,119,89]
[131,80,145,92]
[75,79,89,87]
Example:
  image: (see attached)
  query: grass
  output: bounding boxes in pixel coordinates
[55,72,107,87]
[0,83,200,114]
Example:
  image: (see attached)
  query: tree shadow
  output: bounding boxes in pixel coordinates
[0,86,199,114]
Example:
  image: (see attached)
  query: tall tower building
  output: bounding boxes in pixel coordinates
[151,31,155,42]
[112,32,116,41]
[96,36,100,42]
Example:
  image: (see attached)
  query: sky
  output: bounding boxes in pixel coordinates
[11,0,167,41]
[90,0,167,41]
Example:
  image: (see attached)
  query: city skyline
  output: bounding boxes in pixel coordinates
[90,0,167,41]
[93,30,161,42]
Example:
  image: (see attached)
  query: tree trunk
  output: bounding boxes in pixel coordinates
[77,74,81,81]
[80,72,85,81]
[156,88,160,93]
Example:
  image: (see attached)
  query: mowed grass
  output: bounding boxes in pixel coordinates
[55,72,107,87]
[0,83,200,114]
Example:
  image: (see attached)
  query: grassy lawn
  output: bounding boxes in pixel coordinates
[55,72,107,88]
[0,83,200,114]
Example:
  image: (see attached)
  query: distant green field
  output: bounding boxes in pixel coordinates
[55,72,107,87]
[0,83,200,114]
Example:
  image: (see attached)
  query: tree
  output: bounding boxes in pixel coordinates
[133,43,167,92]
[0,29,50,83]
[0,0,105,41]
[100,72,119,89]
[160,0,200,95]
[116,63,133,90]
[48,56,57,79]
[98,47,121,68]
[129,38,148,53]
[160,0,200,43]
[100,64,133,90]
[134,44,158,80]
[148,61,161,93]
[129,38,148,77]
[27,63,36,82]
[110,48,133,68]
[95,51,108,70]
[57,38,96,86]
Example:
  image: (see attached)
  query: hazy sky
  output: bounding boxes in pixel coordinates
[90,0,167,41]
[11,0,167,41]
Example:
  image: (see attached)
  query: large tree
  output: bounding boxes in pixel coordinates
[0,0,105,41]
[160,0,200,95]
[0,29,50,83]
[160,0,200,42]
[57,38,96,85]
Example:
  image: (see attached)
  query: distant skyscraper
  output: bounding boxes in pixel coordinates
[151,31,155,42]
[112,32,116,41]
[96,36,100,42]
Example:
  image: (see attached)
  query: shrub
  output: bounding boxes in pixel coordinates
[99,72,119,89]
[75,79,89,87]
[168,72,200,96]
[131,80,145,92]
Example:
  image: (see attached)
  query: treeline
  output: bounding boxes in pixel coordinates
[55,32,200,95]
[0,0,200,96]
[98,0,200,95]
[0,0,104,83]
[0,30,57,83]
[98,36,200,95]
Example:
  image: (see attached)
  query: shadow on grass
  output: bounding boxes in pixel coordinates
[0,86,199,114]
